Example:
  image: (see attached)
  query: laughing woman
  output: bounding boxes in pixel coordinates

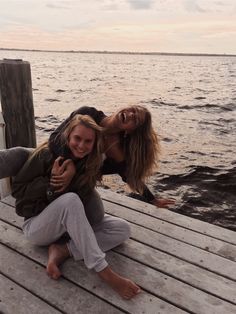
[49,105,175,208]
[11,114,140,300]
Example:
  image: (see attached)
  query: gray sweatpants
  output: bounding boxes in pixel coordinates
[22,192,130,272]
[0,147,32,179]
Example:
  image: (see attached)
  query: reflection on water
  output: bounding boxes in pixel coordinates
[0,50,236,231]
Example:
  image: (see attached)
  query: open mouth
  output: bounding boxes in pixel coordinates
[120,112,126,123]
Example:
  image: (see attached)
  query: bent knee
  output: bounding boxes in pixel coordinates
[121,220,131,239]
[59,193,84,214]
[115,219,131,241]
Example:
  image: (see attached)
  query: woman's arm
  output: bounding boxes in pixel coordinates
[50,158,76,193]
[102,158,175,208]
[11,149,53,218]
[0,147,32,179]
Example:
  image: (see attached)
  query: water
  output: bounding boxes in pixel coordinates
[0,50,236,231]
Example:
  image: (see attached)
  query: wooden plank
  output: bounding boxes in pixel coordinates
[1,198,236,264]
[0,223,184,314]
[0,273,61,314]
[114,238,236,304]
[0,245,123,314]
[129,223,236,279]
[103,201,236,261]
[1,221,236,314]
[1,201,235,281]
[0,200,24,226]
[98,188,236,245]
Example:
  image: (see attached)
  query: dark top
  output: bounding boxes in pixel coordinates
[49,106,155,203]
[11,148,92,219]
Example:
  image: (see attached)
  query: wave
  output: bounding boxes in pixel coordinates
[149,165,236,231]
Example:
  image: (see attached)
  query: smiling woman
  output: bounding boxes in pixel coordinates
[11,113,141,299]
[67,124,96,159]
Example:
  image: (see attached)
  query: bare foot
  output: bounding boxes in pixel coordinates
[46,243,70,280]
[98,266,141,300]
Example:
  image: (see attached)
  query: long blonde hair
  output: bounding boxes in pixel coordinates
[62,114,103,190]
[123,106,160,193]
[32,114,103,191]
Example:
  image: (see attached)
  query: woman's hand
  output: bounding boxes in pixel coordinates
[151,197,175,209]
[50,157,76,192]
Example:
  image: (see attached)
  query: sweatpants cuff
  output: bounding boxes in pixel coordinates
[94,260,108,273]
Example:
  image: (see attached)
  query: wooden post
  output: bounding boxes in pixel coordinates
[0,59,36,148]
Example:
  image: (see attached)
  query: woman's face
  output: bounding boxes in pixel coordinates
[115,107,146,133]
[68,124,95,159]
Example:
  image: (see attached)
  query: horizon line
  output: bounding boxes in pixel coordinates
[0,47,236,57]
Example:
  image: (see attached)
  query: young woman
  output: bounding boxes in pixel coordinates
[49,105,175,208]
[11,114,140,300]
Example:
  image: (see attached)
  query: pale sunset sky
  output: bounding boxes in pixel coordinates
[1,0,236,54]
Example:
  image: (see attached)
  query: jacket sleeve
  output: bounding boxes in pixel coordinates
[11,150,53,218]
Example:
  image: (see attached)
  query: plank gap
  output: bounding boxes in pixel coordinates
[0,270,66,314]
[102,197,236,246]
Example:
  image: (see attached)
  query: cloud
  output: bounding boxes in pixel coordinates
[127,0,154,10]
[184,0,206,13]
[46,3,69,9]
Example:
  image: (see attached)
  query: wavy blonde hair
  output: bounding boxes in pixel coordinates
[62,114,103,190]
[32,114,103,192]
[123,106,160,193]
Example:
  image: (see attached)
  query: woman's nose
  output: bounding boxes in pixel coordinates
[78,141,85,149]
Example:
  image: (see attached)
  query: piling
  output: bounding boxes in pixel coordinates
[0,59,36,148]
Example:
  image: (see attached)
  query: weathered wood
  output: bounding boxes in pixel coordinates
[1,199,236,278]
[103,200,236,260]
[0,244,123,314]
[1,218,236,305]
[1,200,236,284]
[0,273,61,314]
[98,188,236,245]
[1,221,236,314]
[1,191,236,314]
[0,223,185,314]
[2,195,236,263]
[0,59,36,148]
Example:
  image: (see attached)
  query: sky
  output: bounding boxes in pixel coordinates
[0,0,236,54]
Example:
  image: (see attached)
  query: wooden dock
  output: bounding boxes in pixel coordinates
[0,188,236,314]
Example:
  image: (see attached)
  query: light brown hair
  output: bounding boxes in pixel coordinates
[62,114,103,190]
[123,106,160,193]
[32,114,103,192]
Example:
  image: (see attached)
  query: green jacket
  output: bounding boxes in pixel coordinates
[11,148,92,219]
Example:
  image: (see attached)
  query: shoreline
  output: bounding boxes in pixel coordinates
[1,47,236,58]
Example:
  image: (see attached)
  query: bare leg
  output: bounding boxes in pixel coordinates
[98,266,141,300]
[46,243,70,280]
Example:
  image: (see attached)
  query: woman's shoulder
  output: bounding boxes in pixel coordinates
[30,147,53,164]
[72,106,106,124]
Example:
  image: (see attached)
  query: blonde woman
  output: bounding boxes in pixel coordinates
[11,114,140,300]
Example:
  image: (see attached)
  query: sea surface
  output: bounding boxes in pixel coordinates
[0,50,236,231]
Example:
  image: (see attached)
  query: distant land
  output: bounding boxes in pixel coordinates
[0,47,236,57]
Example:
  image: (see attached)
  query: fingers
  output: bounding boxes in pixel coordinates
[52,157,65,176]
[62,159,73,168]
[153,198,176,208]
[50,176,64,185]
